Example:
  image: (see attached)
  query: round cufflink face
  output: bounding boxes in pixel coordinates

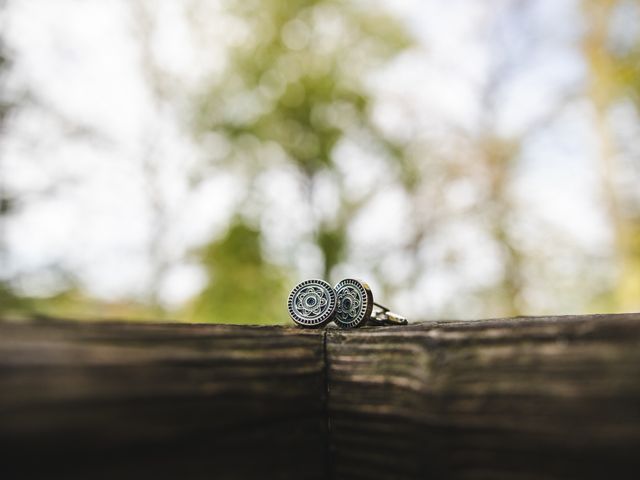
[287,279,337,328]
[334,278,373,329]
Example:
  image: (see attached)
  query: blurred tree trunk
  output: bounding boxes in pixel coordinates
[583,0,640,311]
[0,2,22,313]
[135,0,167,315]
[475,10,527,317]
[483,136,523,316]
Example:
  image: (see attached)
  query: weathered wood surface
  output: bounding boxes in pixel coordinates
[327,314,640,479]
[1,313,640,479]
[0,319,327,479]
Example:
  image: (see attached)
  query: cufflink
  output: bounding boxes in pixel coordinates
[287,279,337,328]
[333,278,407,329]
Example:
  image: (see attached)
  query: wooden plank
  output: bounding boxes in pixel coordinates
[328,313,640,479]
[0,319,327,479]
[1,313,640,479]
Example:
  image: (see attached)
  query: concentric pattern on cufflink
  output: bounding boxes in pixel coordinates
[287,279,337,328]
[334,278,373,329]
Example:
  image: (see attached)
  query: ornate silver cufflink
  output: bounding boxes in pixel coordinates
[287,279,337,328]
[333,278,407,329]
[287,278,407,328]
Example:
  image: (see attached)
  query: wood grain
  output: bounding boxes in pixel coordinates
[0,319,327,479]
[1,313,640,479]
[328,314,640,479]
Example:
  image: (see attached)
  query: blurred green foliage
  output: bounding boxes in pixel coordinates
[189,221,288,324]
[188,0,412,322]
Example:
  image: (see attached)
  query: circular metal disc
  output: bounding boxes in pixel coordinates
[287,279,337,328]
[333,278,373,329]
